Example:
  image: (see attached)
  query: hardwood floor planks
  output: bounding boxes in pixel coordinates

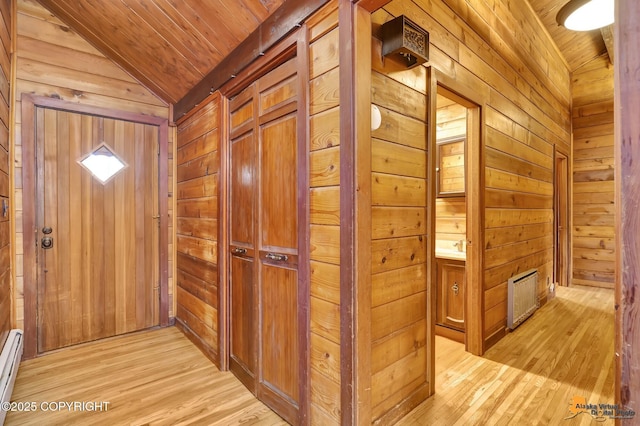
[6,327,286,425]
[6,285,613,425]
[399,285,614,426]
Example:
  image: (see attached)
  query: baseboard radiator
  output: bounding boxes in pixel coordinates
[0,329,23,424]
[507,269,539,330]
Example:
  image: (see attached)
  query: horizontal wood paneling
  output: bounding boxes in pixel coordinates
[307,2,341,424]
[369,41,429,421]
[376,0,571,351]
[436,198,465,250]
[175,93,221,363]
[571,56,614,289]
[0,0,10,350]
[15,0,172,335]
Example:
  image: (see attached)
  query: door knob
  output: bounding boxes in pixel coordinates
[41,236,53,249]
[452,282,459,295]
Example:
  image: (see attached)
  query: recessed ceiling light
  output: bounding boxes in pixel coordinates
[556,0,614,31]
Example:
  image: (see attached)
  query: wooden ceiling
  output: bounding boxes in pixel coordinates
[528,0,610,70]
[35,0,288,105]
[34,0,611,110]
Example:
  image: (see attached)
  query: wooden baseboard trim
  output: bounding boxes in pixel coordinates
[373,382,431,425]
[175,319,220,369]
[484,326,507,352]
[538,294,548,308]
[435,325,465,343]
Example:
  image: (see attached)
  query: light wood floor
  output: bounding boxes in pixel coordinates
[6,328,286,425]
[399,285,615,425]
[6,285,614,425]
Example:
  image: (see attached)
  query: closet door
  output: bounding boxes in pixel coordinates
[229,85,258,391]
[256,58,299,419]
[228,57,301,424]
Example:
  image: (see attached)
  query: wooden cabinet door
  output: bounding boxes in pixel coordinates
[36,108,159,353]
[437,260,465,331]
[228,56,302,424]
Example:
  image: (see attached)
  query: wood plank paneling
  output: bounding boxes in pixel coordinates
[175,93,221,364]
[307,2,341,423]
[375,0,571,354]
[0,0,10,351]
[435,198,465,250]
[369,39,430,421]
[571,55,614,289]
[34,0,286,104]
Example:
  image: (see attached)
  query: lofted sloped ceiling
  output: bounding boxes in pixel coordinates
[528,0,611,70]
[35,0,290,105]
[34,0,611,115]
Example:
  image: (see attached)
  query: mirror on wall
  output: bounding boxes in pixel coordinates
[436,94,466,197]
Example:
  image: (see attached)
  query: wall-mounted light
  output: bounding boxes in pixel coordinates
[556,0,614,31]
[381,15,429,68]
[371,105,382,131]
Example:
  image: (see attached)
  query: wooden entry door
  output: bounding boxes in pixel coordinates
[35,107,160,353]
[228,56,302,424]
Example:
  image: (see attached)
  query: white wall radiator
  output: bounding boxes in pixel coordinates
[507,269,539,330]
[0,329,23,425]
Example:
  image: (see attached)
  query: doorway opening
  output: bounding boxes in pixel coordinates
[430,76,483,372]
[554,150,569,287]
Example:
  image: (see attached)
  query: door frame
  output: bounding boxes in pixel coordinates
[554,148,570,287]
[21,94,170,359]
[430,72,485,357]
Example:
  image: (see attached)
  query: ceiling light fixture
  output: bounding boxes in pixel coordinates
[556,0,614,31]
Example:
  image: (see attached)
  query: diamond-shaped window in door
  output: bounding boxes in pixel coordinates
[79,143,126,184]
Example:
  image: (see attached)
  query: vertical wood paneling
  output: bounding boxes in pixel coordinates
[369,21,430,422]
[572,55,614,289]
[36,111,159,353]
[175,94,221,364]
[15,0,171,336]
[615,0,640,415]
[306,1,341,424]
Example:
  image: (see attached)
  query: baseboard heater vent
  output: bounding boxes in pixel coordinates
[507,269,539,330]
[0,329,23,425]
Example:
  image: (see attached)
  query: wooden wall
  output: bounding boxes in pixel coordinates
[307,2,342,423]
[14,0,172,331]
[375,0,571,352]
[615,0,640,414]
[369,13,430,422]
[571,55,614,289]
[0,0,11,350]
[174,93,221,363]
[435,198,465,250]
[436,94,465,140]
